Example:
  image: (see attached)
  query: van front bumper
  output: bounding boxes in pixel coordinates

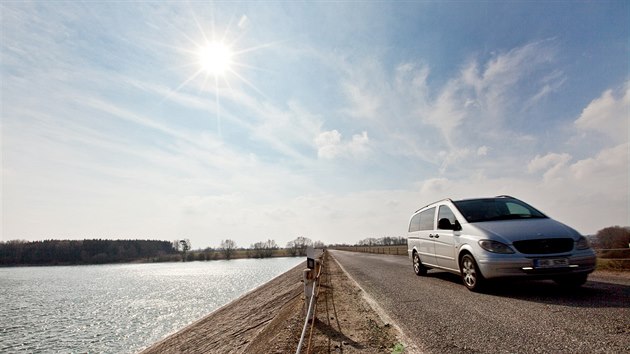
[476,250,596,279]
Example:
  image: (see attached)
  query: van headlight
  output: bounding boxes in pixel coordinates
[478,240,515,254]
[576,236,590,250]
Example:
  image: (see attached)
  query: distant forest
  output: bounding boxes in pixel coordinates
[1,235,412,266]
[0,239,177,266]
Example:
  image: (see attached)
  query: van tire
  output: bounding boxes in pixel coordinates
[413,252,428,276]
[460,253,484,291]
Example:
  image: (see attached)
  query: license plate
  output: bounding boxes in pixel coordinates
[534,258,569,268]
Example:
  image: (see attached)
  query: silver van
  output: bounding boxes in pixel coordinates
[407,196,596,291]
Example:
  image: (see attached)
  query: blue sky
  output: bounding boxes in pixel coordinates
[1,2,628,249]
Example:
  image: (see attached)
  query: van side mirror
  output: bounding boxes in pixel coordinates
[438,218,462,231]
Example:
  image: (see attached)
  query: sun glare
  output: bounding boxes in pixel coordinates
[198,42,233,76]
[170,13,273,138]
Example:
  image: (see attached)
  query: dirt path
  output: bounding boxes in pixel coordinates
[302,251,407,353]
[140,251,412,353]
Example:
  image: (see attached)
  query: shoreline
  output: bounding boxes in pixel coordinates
[140,261,307,353]
[0,253,302,268]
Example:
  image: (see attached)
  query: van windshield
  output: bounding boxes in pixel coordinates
[453,198,547,223]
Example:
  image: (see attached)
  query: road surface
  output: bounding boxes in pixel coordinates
[329,250,630,353]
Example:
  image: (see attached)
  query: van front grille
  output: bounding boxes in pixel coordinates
[512,238,574,254]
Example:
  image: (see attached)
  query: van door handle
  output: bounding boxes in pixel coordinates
[434,234,440,239]
[429,234,434,238]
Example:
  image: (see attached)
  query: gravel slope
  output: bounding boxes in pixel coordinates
[140,251,406,354]
[140,262,305,354]
[330,250,630,353]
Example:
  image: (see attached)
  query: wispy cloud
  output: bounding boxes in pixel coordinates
[315,130,370,160]
[335,40,565,174]
[525,69,567,109]
[2,3,628,245]
[528,152,573,181]
[575,83,629,144]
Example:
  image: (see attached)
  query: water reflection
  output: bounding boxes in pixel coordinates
[0,257,302,353]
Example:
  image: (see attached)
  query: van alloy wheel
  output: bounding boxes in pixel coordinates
[461,254,483,291]
[413,252,427,276]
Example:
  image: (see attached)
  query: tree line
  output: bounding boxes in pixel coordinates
[0,235,325,265]
[178,236,319,261]
[0,239,177,266]
[5,227,625,266]
[354,236,407,246]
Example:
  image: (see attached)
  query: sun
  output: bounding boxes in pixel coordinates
[168,13,275,138]
[197,42,233,76]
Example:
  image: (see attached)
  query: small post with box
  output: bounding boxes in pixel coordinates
[303,245,320,321]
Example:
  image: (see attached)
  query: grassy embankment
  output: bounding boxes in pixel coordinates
[595,248,630,271]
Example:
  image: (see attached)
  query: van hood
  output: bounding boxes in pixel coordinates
[464,218,581,243]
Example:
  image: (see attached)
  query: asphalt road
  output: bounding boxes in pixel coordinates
[329,250,630,354]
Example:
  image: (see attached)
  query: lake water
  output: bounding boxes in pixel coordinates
[0,257,303,353]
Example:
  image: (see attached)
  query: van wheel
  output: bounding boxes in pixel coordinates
[460,254,484,291]
[413,252,428,276]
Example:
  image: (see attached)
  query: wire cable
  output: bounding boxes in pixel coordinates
[305,262,324,354]
[296,258,325,354]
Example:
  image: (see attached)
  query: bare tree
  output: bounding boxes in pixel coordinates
[265,239,278,250]
[313,240,326,249]
[250,241,266,258]
[179,239,191,262]
[250,239,279,258]
[220,239,237,260]
[286,236,313,256]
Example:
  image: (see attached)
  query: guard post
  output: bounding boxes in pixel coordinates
[303,245,316,321]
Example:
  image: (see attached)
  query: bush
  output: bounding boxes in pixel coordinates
[595,226,630,249]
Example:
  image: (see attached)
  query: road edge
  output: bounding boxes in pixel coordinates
[329,250,423,354]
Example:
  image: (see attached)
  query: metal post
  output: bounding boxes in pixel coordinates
[303,268,314,320]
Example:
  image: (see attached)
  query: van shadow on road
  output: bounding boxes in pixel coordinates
[424,270,630,309]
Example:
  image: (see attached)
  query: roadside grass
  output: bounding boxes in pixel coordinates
[596,258,630,271]
[391,342,405,354]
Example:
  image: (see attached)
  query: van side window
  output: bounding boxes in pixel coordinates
[409,213,421,232]
[418,207,436,230]
[438,205,457,225]
[409,207,436,232]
